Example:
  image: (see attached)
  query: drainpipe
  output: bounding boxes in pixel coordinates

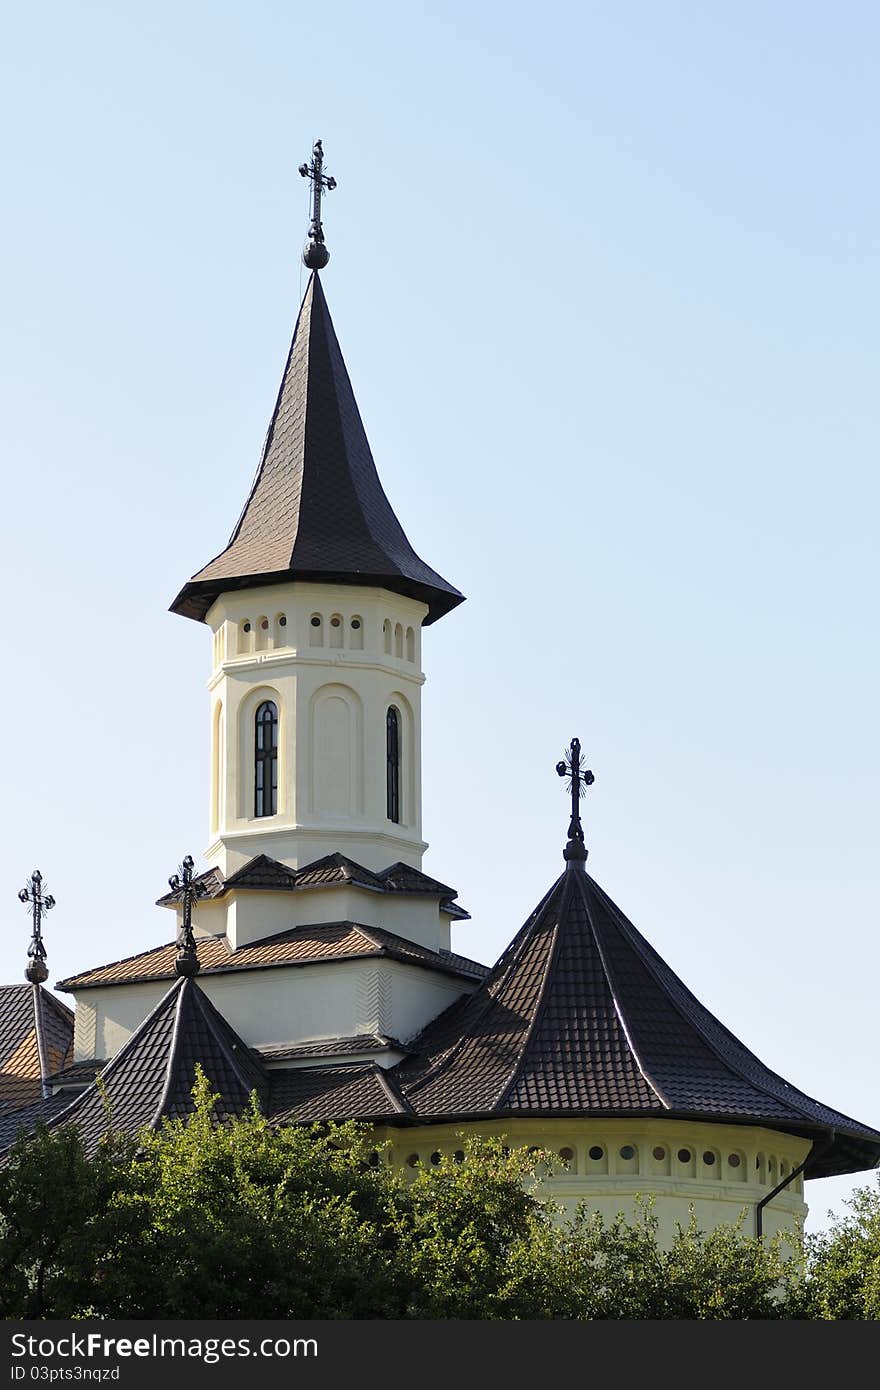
[755,1129,835,1239]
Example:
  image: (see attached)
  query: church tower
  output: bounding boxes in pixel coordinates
[171,143,462,882]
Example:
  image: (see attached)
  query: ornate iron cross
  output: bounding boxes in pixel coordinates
[299,138,337,269]
[18,869,55,984]
[168,855,205,977]
[556,737,595,862]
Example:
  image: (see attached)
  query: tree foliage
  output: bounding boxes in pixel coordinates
[0,1073,875,1319]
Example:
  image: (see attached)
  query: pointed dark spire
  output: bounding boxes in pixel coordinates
[171,273,463,624]
[18,869,55,985]
[555,737,594,864]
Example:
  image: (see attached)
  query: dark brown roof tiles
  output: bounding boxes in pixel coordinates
[58,921,488,992]
[171,273,463,625]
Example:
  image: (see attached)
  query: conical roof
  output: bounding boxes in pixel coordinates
[396,859,880,1178]
[41,977,267,1156]
[172,272,463,625]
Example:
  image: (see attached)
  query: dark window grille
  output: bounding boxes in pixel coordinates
[386,706,400,823]
[255,700,278,817]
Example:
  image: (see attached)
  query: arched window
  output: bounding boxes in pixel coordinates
[254,701,278,817]
[386,706,400,823]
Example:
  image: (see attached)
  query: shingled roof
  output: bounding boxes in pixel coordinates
[155,851,468,919]
[33,978,267,1157]
[0,984,73,1113]
[393,858,880,1179]
[171,272,463,625]
[57,921,488,992]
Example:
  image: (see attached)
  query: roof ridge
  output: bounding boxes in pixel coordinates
[403,874,566,1101]
[190,985,266,1100]
[577,872,671,1109]
[589,875,832,1128]
[149,978,188,1128]
[370,1061,413,1116]
[492,871,570,1111]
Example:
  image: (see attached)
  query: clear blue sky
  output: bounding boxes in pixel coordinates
[2,2,878,1233]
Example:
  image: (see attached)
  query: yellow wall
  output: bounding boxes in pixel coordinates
[376,1116,810,1246]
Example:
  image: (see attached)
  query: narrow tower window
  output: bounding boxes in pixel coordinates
[386,706,401,823]
[254,700,278,817]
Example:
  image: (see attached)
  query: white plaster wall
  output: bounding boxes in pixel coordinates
[171,884,452,952]
[379,1118,811,1248]
[67,956,475,1059]
[90,981,174,1060]
[203,583,427,877]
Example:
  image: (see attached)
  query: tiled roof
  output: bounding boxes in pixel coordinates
[256,1034,409,1063]
[29,978,268,1157]
[0,985,73,1112]
[0,1093,74,1150]
[170,272,463,626]
[155,853,469,919]
[57,922,489,992]
[392,861,880,1179]
[49,1058,107,1087]
[269,1063,410,1124]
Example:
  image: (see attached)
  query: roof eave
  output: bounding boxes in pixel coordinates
[170,570,465,626]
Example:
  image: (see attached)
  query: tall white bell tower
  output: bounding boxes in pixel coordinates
[170,161,463,883]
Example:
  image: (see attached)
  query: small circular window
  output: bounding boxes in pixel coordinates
[703,1151,716,1166]
[406,1153,419,1169]
[260,619,269,630]
[652,1146,666,1161]
[677,1148,692,1164]
[351,618,361,630]
[430,1151,442,1166]
[368,1152,380,1168]
[619,1145,635,1161]
[453,1150,465,1164]
[278,615,287,627]
[588,1145,604,1161]
[243,622,251,633]
[310,616,321,627]
[559,1147,574,1163]
[728,1154,741,1168]
[330,616,341,628]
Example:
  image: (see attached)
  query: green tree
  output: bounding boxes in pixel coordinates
[799,1176,880,1320]
[0,1074,825,1320]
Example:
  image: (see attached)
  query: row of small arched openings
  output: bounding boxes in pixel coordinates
[395,1142,801,1189]
[383,619,415,662]
[218,613,418,663]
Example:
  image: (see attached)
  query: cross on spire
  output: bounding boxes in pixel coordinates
[18,869,55,984]
[556,738,595,864]
[168,855,206,977]
[299,138,337,270]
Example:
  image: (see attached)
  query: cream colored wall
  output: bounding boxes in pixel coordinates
[85,981,174,1061]
[376,1118,810,1247]
[166,885,453,953]
[203,583,427,878]
[67,956,475,1060]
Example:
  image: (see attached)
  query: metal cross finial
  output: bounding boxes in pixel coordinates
[556,738,595,864]
[299,138,337,270]
[18,869,55,984]
[168,855,205,977]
